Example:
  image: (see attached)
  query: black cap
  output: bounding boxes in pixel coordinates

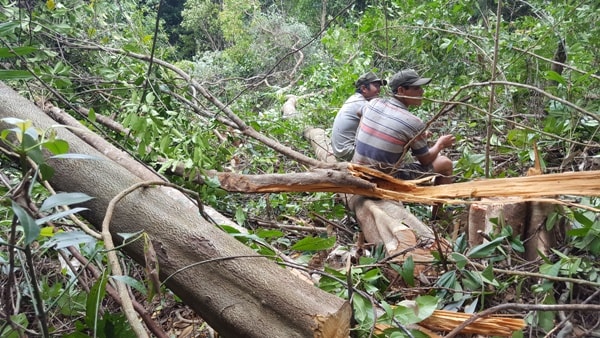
[355,72,387,88]
[388,69,432,92]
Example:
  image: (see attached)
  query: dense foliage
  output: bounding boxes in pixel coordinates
[1,0,599,337]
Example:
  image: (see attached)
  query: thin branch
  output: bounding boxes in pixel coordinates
[101,180,200,338]
[485,0,503,178]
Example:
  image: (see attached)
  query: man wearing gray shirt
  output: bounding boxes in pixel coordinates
[331,72,386,161]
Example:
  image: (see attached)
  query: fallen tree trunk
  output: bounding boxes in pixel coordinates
[0,82,351,338]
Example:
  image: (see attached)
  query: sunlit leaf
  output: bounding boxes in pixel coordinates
[42,139,69,155]
[40,226,55,237]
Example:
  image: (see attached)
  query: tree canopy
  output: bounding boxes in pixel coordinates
[1,0,600,336]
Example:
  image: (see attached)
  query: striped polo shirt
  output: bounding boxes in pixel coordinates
[352,97,429,176]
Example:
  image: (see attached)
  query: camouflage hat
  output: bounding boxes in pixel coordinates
[355,72,387,88]
[388,69,432,92]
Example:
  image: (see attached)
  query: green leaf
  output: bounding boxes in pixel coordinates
[38,163,55,181]
[88,107,96,122]
[451,252,468,269]
[111,275,147,295]
[39,226,54,237]
[573,211,593,228]
[462,270,483,290]
[481,264,499,286]
[291,235,336,251]
[539,261,561,277]
[467,236,505,259]
[40,192,94,212]
[42,139,69,155]
[352,293,374,325]
[256,229,284,239]
[0,46,37,57]
[0,70,34,80]
[394,295,438,325]
[0,22,19,36]
[544,71,567,86]
[36,207,88,225]
[42,230,97,250]
[12,201,40,245]
[401,256,415,287]
[86,269,108,333]
[234,206,246,225]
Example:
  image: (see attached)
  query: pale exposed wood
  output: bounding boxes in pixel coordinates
[282,94,298,118]
[468,203,488,247]
[0,82,351,338]
[303,127,338,164]
[468,198,527,247]
[467,146,567,260]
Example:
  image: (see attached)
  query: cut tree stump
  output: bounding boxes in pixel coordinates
[468,147,566,260]
[303,127,448,270]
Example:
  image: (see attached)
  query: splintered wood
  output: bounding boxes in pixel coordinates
[375,309,526,337]
[419,310,526,336]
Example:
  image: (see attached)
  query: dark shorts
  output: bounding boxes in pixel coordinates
[392,162,435,180]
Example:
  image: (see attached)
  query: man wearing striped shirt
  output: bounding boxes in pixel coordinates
[352,69,454,185]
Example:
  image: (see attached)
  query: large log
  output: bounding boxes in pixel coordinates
[0,82,351,338]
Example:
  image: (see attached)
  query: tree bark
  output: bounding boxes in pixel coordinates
[0,82,351,338]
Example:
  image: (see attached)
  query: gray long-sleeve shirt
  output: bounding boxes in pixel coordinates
[331,93,367,161]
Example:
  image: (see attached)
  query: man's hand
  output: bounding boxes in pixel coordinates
[436,134,455,150]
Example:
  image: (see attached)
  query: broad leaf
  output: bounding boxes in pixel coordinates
[0,21,20,36]
[0,70,34,80]
[36,207,88,225]
[42,230,97,250]
[86,269,108,333]
[291,235,336,251]
[12,201,39,245]
[401,256,415,287]
[0,46,37,57]
[111,275,146,295]
[40,192,94,212]
[467,236,505,259]
[42,139,69,155]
